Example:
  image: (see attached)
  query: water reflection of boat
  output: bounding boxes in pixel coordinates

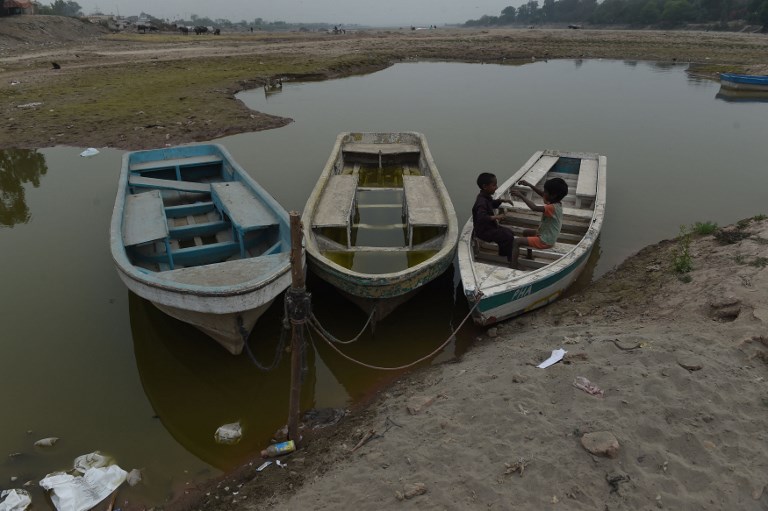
[131,262,478,470]
[110,143,293,355]
[129,292,315,471]
[715,87,768,103]
[719,73,768,92]
[302,132,458,322]
[458,150,607,325]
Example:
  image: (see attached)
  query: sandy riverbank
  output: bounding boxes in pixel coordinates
[171,217,768,511]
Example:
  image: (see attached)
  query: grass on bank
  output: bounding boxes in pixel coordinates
[1,51,388,149]
[674,214,767,277]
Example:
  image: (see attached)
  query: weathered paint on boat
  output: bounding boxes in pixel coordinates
[303,132,458,320]
[719,73,768,92]
[458,149,607,325]
[110,143,293,354]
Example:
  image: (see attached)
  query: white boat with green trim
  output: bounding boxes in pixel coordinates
[458,150,606,325]
[110,143,292,355]
[303,132,458,321]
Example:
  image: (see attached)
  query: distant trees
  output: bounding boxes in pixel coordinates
[35,0,82,16]
[464,0,766,27]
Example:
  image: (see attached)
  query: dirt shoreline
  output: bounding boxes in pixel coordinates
[3,19,767,510]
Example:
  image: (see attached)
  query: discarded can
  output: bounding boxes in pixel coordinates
[260,440,295,458]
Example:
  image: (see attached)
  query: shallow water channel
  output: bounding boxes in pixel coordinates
[1,60,766,508]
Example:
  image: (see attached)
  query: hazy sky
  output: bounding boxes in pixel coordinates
[81,0,515,26]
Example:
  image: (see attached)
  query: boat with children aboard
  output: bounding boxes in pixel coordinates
[458,149,607,326]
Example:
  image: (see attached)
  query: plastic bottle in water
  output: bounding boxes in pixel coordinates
[260,440,295,458]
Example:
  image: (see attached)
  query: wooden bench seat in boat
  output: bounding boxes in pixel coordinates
[475,238,573,258]
[561,206,595,220]
[157,252,288,286]
[122,190,169,247]
[129,154,222,173]
[575,159,598,207]
[312,175,358,228]
[402,175,445,247]
[473,236,575,270]
[342,143,420,155]
[128,175,212,194]
[211,182,278,258]
[510,155,559,192]
[501,203,594,224]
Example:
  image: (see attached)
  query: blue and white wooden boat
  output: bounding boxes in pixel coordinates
[110,143,292,355]
[719,73,768,92]
[303,132,458,321]
[458,150,606,326]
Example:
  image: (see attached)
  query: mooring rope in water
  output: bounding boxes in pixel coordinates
[309,304,377,345]
[244,324,289,371]
[243,300,291,371]
[308,296,482,372]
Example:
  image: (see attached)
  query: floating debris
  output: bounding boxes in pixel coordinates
[126,468,142,487]
[73,452,112,473]
[214,421,242,445]
[33,438,59,448]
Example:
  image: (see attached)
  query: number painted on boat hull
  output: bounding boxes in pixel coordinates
[510,285,532,301]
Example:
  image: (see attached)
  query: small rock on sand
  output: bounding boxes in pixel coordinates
[396,482,427,500]
[581,431,620,458]
[406,395,436,415]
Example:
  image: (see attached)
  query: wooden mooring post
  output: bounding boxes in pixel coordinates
[286,211,307,445]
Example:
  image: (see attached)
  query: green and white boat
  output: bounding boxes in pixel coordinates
[458,149,607,325]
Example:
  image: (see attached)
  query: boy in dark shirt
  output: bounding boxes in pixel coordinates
[472,172,515,262]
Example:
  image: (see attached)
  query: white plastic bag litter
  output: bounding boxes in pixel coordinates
[73,451,111,473]
[214,421,242,445]
[79,148,99,158]
[537,348,567,369]
[39,465,127,511]
[0,489,31,511]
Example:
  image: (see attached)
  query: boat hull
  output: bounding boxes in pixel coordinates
[719,73,768,92]
[458,149,606,326]
[303,132,458,320]
[465,246,593,325]
[115,265,291,354]
[153,301,274,355]
[110,143,294,355]
[306,246,454,320]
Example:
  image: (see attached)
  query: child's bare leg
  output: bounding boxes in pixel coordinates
[510,237,529,269]
[522,230,536,259]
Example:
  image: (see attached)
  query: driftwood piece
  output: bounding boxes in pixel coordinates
[350,429,376,453]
